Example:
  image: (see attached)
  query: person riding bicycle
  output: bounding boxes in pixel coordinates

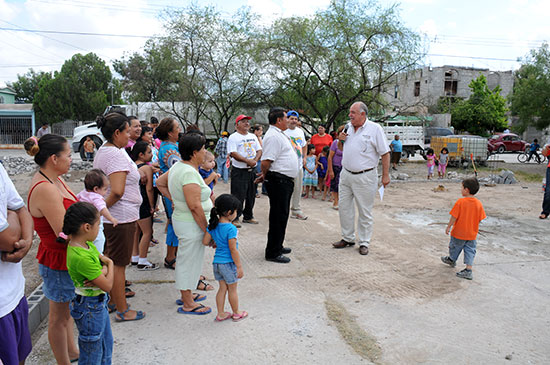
[528,139,541,162]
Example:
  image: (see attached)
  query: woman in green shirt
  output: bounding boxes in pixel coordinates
[157,132,213,315]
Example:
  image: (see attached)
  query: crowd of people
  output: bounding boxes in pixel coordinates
[1,101,549,364]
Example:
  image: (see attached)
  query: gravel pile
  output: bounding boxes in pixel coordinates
[1,156,93,176]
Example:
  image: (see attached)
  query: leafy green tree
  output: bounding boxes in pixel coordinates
[34,53,120,124]
[7,69,52,103]
[510,43,550,131]
[450,75,508,135]
[259,0,423,131]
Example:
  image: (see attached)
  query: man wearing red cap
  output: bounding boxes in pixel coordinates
[227,114,263,226]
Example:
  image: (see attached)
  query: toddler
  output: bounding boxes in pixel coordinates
[303,144,318,199]
[199,151,220,199]
[317,146,330,201]
[76,169,118,253]
[438,147,449,178]
[425,148,435,179]
[203,194,248,322]
[59,202,116,364]
[441,178,486,280]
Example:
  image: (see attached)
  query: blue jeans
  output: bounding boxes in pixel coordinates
[449,236,477,266]
[38,264,75,303]
[70,294,113,365]
[216,156,229,183]
[213,262,239,284]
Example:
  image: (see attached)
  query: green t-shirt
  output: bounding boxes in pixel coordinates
[66,242,105,297]
[167,161,213,222]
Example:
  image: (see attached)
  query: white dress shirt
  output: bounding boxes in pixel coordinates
[262,125,299,178]
[341,120,390,172]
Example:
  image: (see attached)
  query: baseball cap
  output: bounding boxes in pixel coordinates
[287,110,299,118]
[235,114,252,124]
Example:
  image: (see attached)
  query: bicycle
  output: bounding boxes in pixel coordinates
[517,151,547,164]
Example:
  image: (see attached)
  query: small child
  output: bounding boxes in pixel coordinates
[528,138,541,163]
[317,146,330,201]
[438,147,449,179]
[58,202,116,364]
[303,144,318,199]
[130,141,159,270]
[76,169,118,253]
[202,194,248,322]
[199,151,220,192]
[441,178,486,280]
[425,148,435,180]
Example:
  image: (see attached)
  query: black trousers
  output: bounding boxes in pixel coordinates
[264,171,295,259]
[230,167,256,220]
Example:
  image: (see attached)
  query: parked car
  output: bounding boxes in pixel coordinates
[487,133,529,154]
[424,127,454,145]
[71,123,105,160]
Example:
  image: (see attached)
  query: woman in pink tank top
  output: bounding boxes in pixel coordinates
[25,134,80,364]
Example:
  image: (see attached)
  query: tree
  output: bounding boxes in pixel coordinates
[7,69,52,103]
[510,43,550,132]
[34,53,120,124]
[450,75,508,135]
[258,0,423,131]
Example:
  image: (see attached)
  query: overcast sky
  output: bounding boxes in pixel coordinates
[1,0,548,87]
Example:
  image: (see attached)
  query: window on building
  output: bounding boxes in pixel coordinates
[444,69,459,96]
[0,96,4,104]
[394,85,399,99]
[414,81,420,97]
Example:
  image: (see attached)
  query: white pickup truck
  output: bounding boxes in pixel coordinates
[383,125,425,158]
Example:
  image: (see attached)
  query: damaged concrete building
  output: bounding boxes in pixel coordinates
[383,65,514,117]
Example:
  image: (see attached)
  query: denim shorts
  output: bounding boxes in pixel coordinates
[213,262,239,284]
[39,264,75,303]
[449,236,477,266]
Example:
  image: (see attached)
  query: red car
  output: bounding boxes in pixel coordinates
[488,133,530,154]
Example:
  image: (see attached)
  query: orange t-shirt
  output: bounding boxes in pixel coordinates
[310,133,333,156]
[450,197,486,240]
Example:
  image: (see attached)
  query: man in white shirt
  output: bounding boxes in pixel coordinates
[36,122,50,138]
[227,114,263,226]
[257,107,299,263]
[333,102,390,256]
[0,163,33,365]
[284,110,308,220]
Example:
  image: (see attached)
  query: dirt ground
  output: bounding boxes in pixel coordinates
[7,153,549,364]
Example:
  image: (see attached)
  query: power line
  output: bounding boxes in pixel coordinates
[427,54,518,62]
[0,64,61,68]
[0,27,158,39]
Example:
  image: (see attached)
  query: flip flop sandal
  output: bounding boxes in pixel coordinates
[164,258,176,270]
[197,279,214,291]
[125,280,132,287]
[115,308,145,322]
[108,303,130,313]
[175,293,206,305]
[177,304,211,315]
[150,238,160,247]
[540,214,548,219]
[125,287,135,298]
[232,311,248,322]
[215,312,232,322]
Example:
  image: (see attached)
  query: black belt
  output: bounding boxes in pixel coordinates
[345,167,375,175]
[233,166,255,172]
[75,293,105,302]
[266,171,293,181]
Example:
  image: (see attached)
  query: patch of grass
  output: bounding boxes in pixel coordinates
[510,170,544,182]
[325,297,383,364]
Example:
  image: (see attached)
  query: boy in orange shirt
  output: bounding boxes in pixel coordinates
[441,178,486,280]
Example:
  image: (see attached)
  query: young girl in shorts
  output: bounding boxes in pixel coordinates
[438,147,449,179]
[425,148,435,180]
[303,144,319,199]
[59,202,116,364]
[202,194,248,322]
[77,169,118,253]
[130,141,158,270]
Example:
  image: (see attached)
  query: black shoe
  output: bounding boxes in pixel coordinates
[266,255,291,263]
[281,247,292,254]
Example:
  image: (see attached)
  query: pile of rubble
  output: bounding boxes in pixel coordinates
[1,156,93,176]
[481,170,517,184]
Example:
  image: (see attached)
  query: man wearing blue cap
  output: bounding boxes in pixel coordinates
[284,110,308,220]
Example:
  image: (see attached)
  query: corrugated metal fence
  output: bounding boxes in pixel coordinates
[52,120,79,138]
